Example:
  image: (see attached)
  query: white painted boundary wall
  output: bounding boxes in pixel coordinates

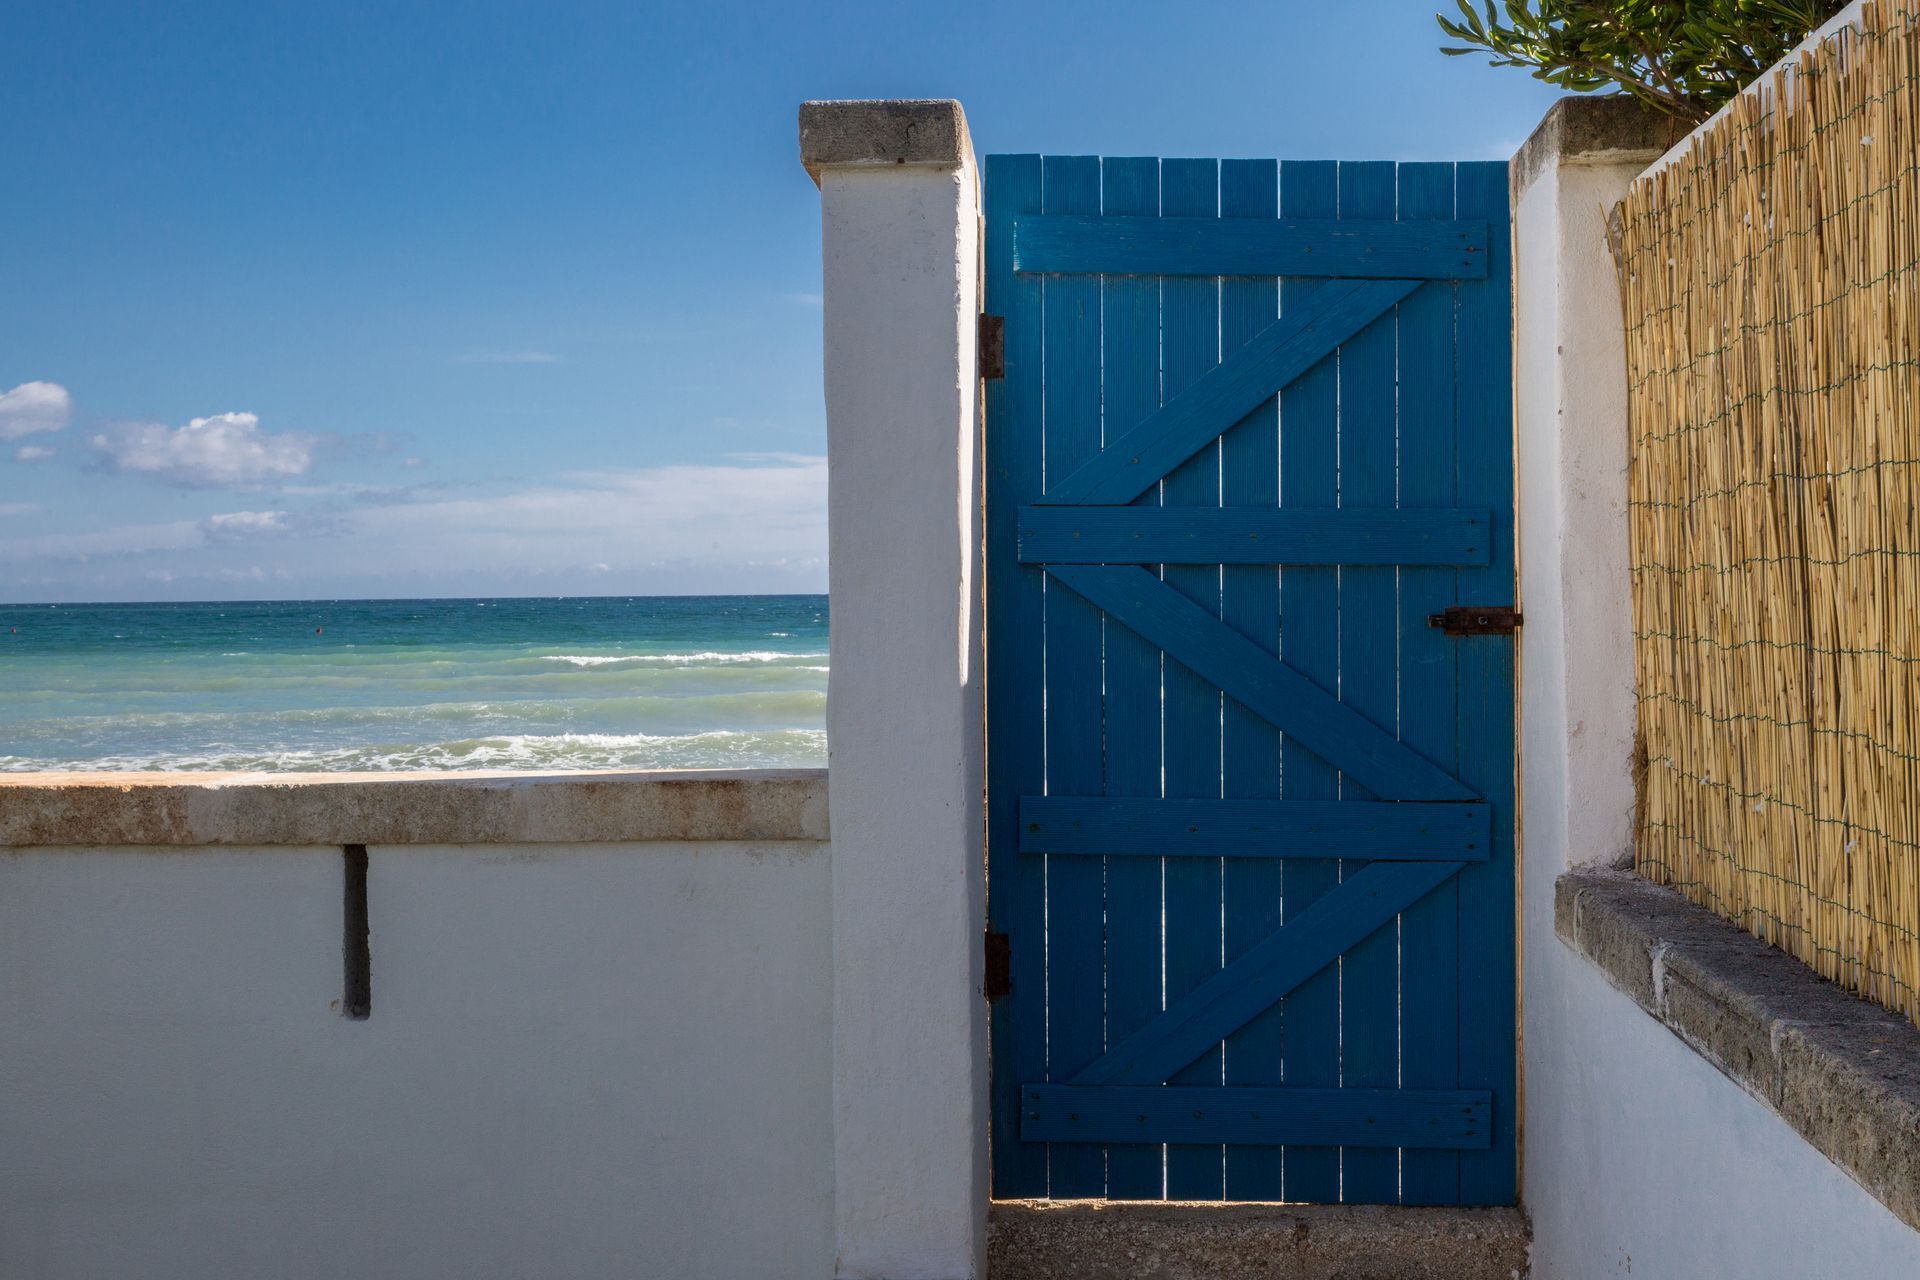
[0,97,994,1280]
[1512,36,1920,1272]
[807,99,988,1280]
[0,835,833,1280]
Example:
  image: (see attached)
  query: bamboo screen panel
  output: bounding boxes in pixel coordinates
[1618,1,1920,1023]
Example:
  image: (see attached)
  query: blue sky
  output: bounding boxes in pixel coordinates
[0,0,1561,602]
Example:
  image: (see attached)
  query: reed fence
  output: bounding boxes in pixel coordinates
[1617,0,1920,1024]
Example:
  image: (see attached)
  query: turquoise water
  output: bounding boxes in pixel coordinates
[0,596,828,772]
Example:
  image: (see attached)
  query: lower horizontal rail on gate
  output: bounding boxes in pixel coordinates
[1020,1085,1492,1149]
[1018,797,1489,859]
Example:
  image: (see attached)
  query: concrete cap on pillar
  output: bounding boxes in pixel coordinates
[1509,97,1688,201]
[799,99,974,186]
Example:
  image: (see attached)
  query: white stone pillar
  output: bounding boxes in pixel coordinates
[1508,96,1677,1214]
[1511,98,1679,884]
[801,100,985,1280]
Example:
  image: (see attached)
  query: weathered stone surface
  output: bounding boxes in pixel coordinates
[1554,872,1658,1008]
[986,1201,1531,1280]
[799,99,973,185]
[1777,1018,1920,1231]
[1510,96,1688,200]
[1558,867,1920,1232]
[0,768,829,847]
[1659,961,1786,1102]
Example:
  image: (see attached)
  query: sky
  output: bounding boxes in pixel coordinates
[0,0,1563,603]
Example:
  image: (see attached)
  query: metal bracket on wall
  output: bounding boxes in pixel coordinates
[984,931,1011,1000]
[978,314,1005,379]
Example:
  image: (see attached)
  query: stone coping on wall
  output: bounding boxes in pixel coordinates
[987,1201,1532,1280]
[1508,96,1689,202]
[799,98,974,186]
[0,768,829,848]
[1558,867,1920,1231]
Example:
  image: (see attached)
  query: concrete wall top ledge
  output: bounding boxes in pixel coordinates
[1510,96,1690,199]
[1558,867,1920,1231]
[0,768,829,848]
[799,98,973,185]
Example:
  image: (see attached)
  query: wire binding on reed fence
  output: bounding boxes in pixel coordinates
[1618,0,1920,1024]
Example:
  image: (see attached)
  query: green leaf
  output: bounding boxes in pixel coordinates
[1431,0,1849,121]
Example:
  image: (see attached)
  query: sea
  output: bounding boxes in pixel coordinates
[0,596,828,773]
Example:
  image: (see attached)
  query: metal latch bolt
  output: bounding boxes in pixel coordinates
[1428,606,1523,636]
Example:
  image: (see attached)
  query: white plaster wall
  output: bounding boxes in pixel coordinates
[0,841,832,1280]
[820,159,986,1280]
[1514,116,1920,1276]
[1526,945,1920,1277]
[1513,158,1642,885]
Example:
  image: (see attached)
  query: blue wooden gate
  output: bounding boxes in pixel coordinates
[983,156,1515,1205]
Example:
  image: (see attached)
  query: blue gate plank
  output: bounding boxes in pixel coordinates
[1017,506,1491,566]
[1069,860,1463,1087]
[1021,1086,1493,1150]
[1048,564,1475,802]
[1218,156,1285,1201]
[1037,153,1108,1199]
[1017,797,1490,859]
[1011,214,1489,279]
[1337,159,1404,1207]
[982,153,1048,1199]
[1454,160,1519,1208]
[1159,155,1227,1200]
[1398,160,1465,1207]
[1277,158,1342,1206]
[1038,279,1419,508]
[1098,154,1167,1201]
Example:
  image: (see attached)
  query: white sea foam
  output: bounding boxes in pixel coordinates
[0,597,829,773]
[540,651,826,667]
[0,728,829,774]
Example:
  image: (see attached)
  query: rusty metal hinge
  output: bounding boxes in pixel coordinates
[1428,605,1523,636]
[984,931,1011,1000]
[978,314,1005,380]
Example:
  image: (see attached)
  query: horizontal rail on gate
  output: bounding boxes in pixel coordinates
[1018,506,1491,566]
[1018,796,1490,859]
[1020,1085,1493,1149]
[1011,214,1489,279]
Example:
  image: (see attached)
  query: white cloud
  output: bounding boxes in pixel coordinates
[345,456,827,572]
[452,350,561,365]
[90,412,316,487]
[0,382,72,439]
[0,502,40,517]
[14,444,55,461]
[201,510,293,540]
[0,454,828,599]
[0,519,203,562]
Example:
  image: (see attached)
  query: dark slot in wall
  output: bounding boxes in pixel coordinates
[342,844,371,1020]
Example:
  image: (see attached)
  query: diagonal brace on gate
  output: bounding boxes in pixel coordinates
[1037,278,1418,507]
[1048,564,1475,801]
[1065,860,1464,1086]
